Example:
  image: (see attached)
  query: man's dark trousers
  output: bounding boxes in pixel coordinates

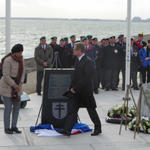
[36,71,44,94]
[63,96,101,133]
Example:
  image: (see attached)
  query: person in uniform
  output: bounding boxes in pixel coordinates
[105,38,109,46]
[87,35,93,44]
[130,38,140,90]
[92,37,103,89]
[34,36,53,95]
[56,42,102,136]
[50,36,59,53]
[64,37,69,46]
[57,38,68,68]
[134,34,147,51]
[98,39,107,89]
[103,36,121,91]
[116,35,126,90]
[80,36,85,42]
[66,35,76,67]
[83,37,98,94]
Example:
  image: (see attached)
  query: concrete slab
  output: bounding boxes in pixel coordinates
[0,128,28,147]
[0,90,150,150]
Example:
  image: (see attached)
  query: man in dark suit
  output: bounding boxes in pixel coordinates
[56,42,102,136]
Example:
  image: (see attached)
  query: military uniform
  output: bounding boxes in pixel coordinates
[94,44,104,88]
[66,35,76,68]
[34,44,53,94]
[103,43,121,90]
[130,46,140,89]
[116,41,126,90]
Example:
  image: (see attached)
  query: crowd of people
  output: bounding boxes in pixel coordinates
[0,33,150,135]
[34,33,150,95]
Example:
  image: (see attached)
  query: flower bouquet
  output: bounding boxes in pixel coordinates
[129,116,150,134]
[106,105,136,124]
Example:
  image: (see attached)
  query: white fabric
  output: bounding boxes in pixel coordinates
[34,129,81,137]
[78,53,85,61]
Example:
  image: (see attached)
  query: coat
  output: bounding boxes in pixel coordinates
[34,44,53,71]
[85,44,96,68]
[95,45,105,70]
[116,41,126,70]
[65,43,76,67]
[70,55,97,108]
[57,45,69,68]
[131,46,140,71]
[103,44,121,70]
[139,48,150,68]
[0,56,24,98]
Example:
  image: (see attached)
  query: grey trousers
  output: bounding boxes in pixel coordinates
[2,96,21,129]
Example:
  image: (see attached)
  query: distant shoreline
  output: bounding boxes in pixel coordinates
[0,17,150,23]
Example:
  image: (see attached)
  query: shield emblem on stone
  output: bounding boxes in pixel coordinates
[52,102,68,119]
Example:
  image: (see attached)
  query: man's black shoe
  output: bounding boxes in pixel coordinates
[122,88,125,91]
[55,129,71,136]
[5,128,13,134]
[37,93,41,96]
[105,88,109,91]
[112,88,118,91]
[91,129,102,136]
[11,127,22,134]
[94,89,99,94]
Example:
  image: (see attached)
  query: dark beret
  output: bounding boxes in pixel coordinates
[87,35,93,39]
[64,37,68,41]
[92,37,98,41]
[82,37,88,41]
[118,34,124,38]
[110,36,116,39]
[51,36,57,40]
[60,38,64,42]
[40,36,46,40]
[70,35,75,38]
[138,34,143,37]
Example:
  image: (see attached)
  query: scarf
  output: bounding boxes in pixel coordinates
[1,53,24,102]
[134,41,143,49]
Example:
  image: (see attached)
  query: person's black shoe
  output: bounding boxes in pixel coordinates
[11,127,22,134]
[105,88,109,91]
[122,88,125,91]
[112,88,118,91]
[102,86,105,90]
[91,129,102,136]
[139,84,142,87]
[37,92,41,96]
[55,129,71,136]
[5,128,13,134]
[94,89,99,94]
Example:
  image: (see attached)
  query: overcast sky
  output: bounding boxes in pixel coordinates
[0,0,149,19]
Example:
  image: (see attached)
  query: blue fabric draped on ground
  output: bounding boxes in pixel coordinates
[30,122,92,136]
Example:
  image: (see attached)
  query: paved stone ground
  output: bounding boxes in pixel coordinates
[0,89,150,150]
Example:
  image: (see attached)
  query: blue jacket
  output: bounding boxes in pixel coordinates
[139,48,150,67]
